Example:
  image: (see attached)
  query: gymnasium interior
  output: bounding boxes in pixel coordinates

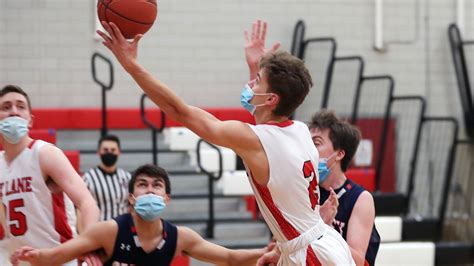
[1,0,473,265]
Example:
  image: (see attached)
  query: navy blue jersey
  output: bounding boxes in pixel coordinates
[320,179,380,266]
[105,213,177,266]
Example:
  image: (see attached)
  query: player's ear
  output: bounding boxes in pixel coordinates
[28,114,34,129]
[267,93,279,106]
[128,193,135,206]
[336,149,345,162]
[165,194,171,205]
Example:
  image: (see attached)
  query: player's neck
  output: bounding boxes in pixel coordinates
[321,168,346,190]
[132,211,164,239]
[254,111,288,125]
[2,136,32,164]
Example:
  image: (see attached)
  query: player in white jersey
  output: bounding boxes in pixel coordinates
[0,85,100,265]
[96,19,354,265]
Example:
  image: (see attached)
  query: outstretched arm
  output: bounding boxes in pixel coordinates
[244,20,280,80]
[11,220,116,266]
[178,226,267,266]
[96,22,259,153]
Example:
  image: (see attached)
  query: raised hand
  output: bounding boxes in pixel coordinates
[244,20,281,79]
[96,21,143,72]
[319,188,339,225]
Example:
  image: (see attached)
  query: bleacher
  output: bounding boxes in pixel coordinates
[290,20,474,265]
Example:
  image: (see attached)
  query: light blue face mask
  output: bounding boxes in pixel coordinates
[318,153,337,184]
[240,82,271,115]
[0,116,29,144]
[133,194,166,222]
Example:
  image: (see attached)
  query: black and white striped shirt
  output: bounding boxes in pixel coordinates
[83,166,131,221]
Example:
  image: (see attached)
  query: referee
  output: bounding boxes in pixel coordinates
[83,134,131,221]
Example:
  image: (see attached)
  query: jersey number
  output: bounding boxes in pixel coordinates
[303,160,319,210]
[8,199,28,236]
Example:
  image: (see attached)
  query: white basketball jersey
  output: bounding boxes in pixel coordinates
[247,120,322,242]
[0,140,75,251]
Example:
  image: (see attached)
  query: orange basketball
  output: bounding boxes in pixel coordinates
[97,0,158,39]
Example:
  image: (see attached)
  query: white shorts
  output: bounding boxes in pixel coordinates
[277,219,355,266]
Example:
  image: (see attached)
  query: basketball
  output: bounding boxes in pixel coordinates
[97,0,158,39]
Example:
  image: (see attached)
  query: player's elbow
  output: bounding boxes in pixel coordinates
[164,103,191,124]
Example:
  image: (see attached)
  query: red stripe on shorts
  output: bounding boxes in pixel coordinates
[306,245,322,266]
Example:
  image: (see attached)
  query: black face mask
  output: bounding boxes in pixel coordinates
[100,152,118,167]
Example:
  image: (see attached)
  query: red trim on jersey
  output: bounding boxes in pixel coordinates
[264,120,294,127]
[306,245,322,266]
[0,223,4,240]
[27,139,37,149]
[250,173,300,240]
[52,193,73,243]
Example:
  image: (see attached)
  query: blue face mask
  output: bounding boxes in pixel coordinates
[0,116,29,144]
[240,84,257,115]
[133,194,166,221]
[240,82,271,115]
[318,153,337,184]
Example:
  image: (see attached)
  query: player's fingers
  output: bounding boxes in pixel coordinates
[271,42,281,52]
[23,250,38,259]
[256,19,262,39]
[257,256,268,266]
[267,241,276,251]
[96,30,112,44]
[244,30,250,44]
[261,21,267,41]
[132,34,143,46]
[101,21,116,41]
[85,254,103,266]
[251,21,257,40]
[109,22,126,42]
[102,41,112,51]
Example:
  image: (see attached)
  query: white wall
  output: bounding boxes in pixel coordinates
[0,0,473,122]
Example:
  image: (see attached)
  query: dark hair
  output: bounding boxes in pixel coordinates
[98,134,121,150]
[0,85,32,111]
[129,164,171,194]
[309,110,361,172]
[259,51,313,117]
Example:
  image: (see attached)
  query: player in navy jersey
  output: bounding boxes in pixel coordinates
[12,164,269,266]
[310,110,380,266]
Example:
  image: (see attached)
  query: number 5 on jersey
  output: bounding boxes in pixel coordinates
[303,160,319,210]
[1,199,28,238]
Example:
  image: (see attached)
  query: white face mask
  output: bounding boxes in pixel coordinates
[0,116,29,144]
